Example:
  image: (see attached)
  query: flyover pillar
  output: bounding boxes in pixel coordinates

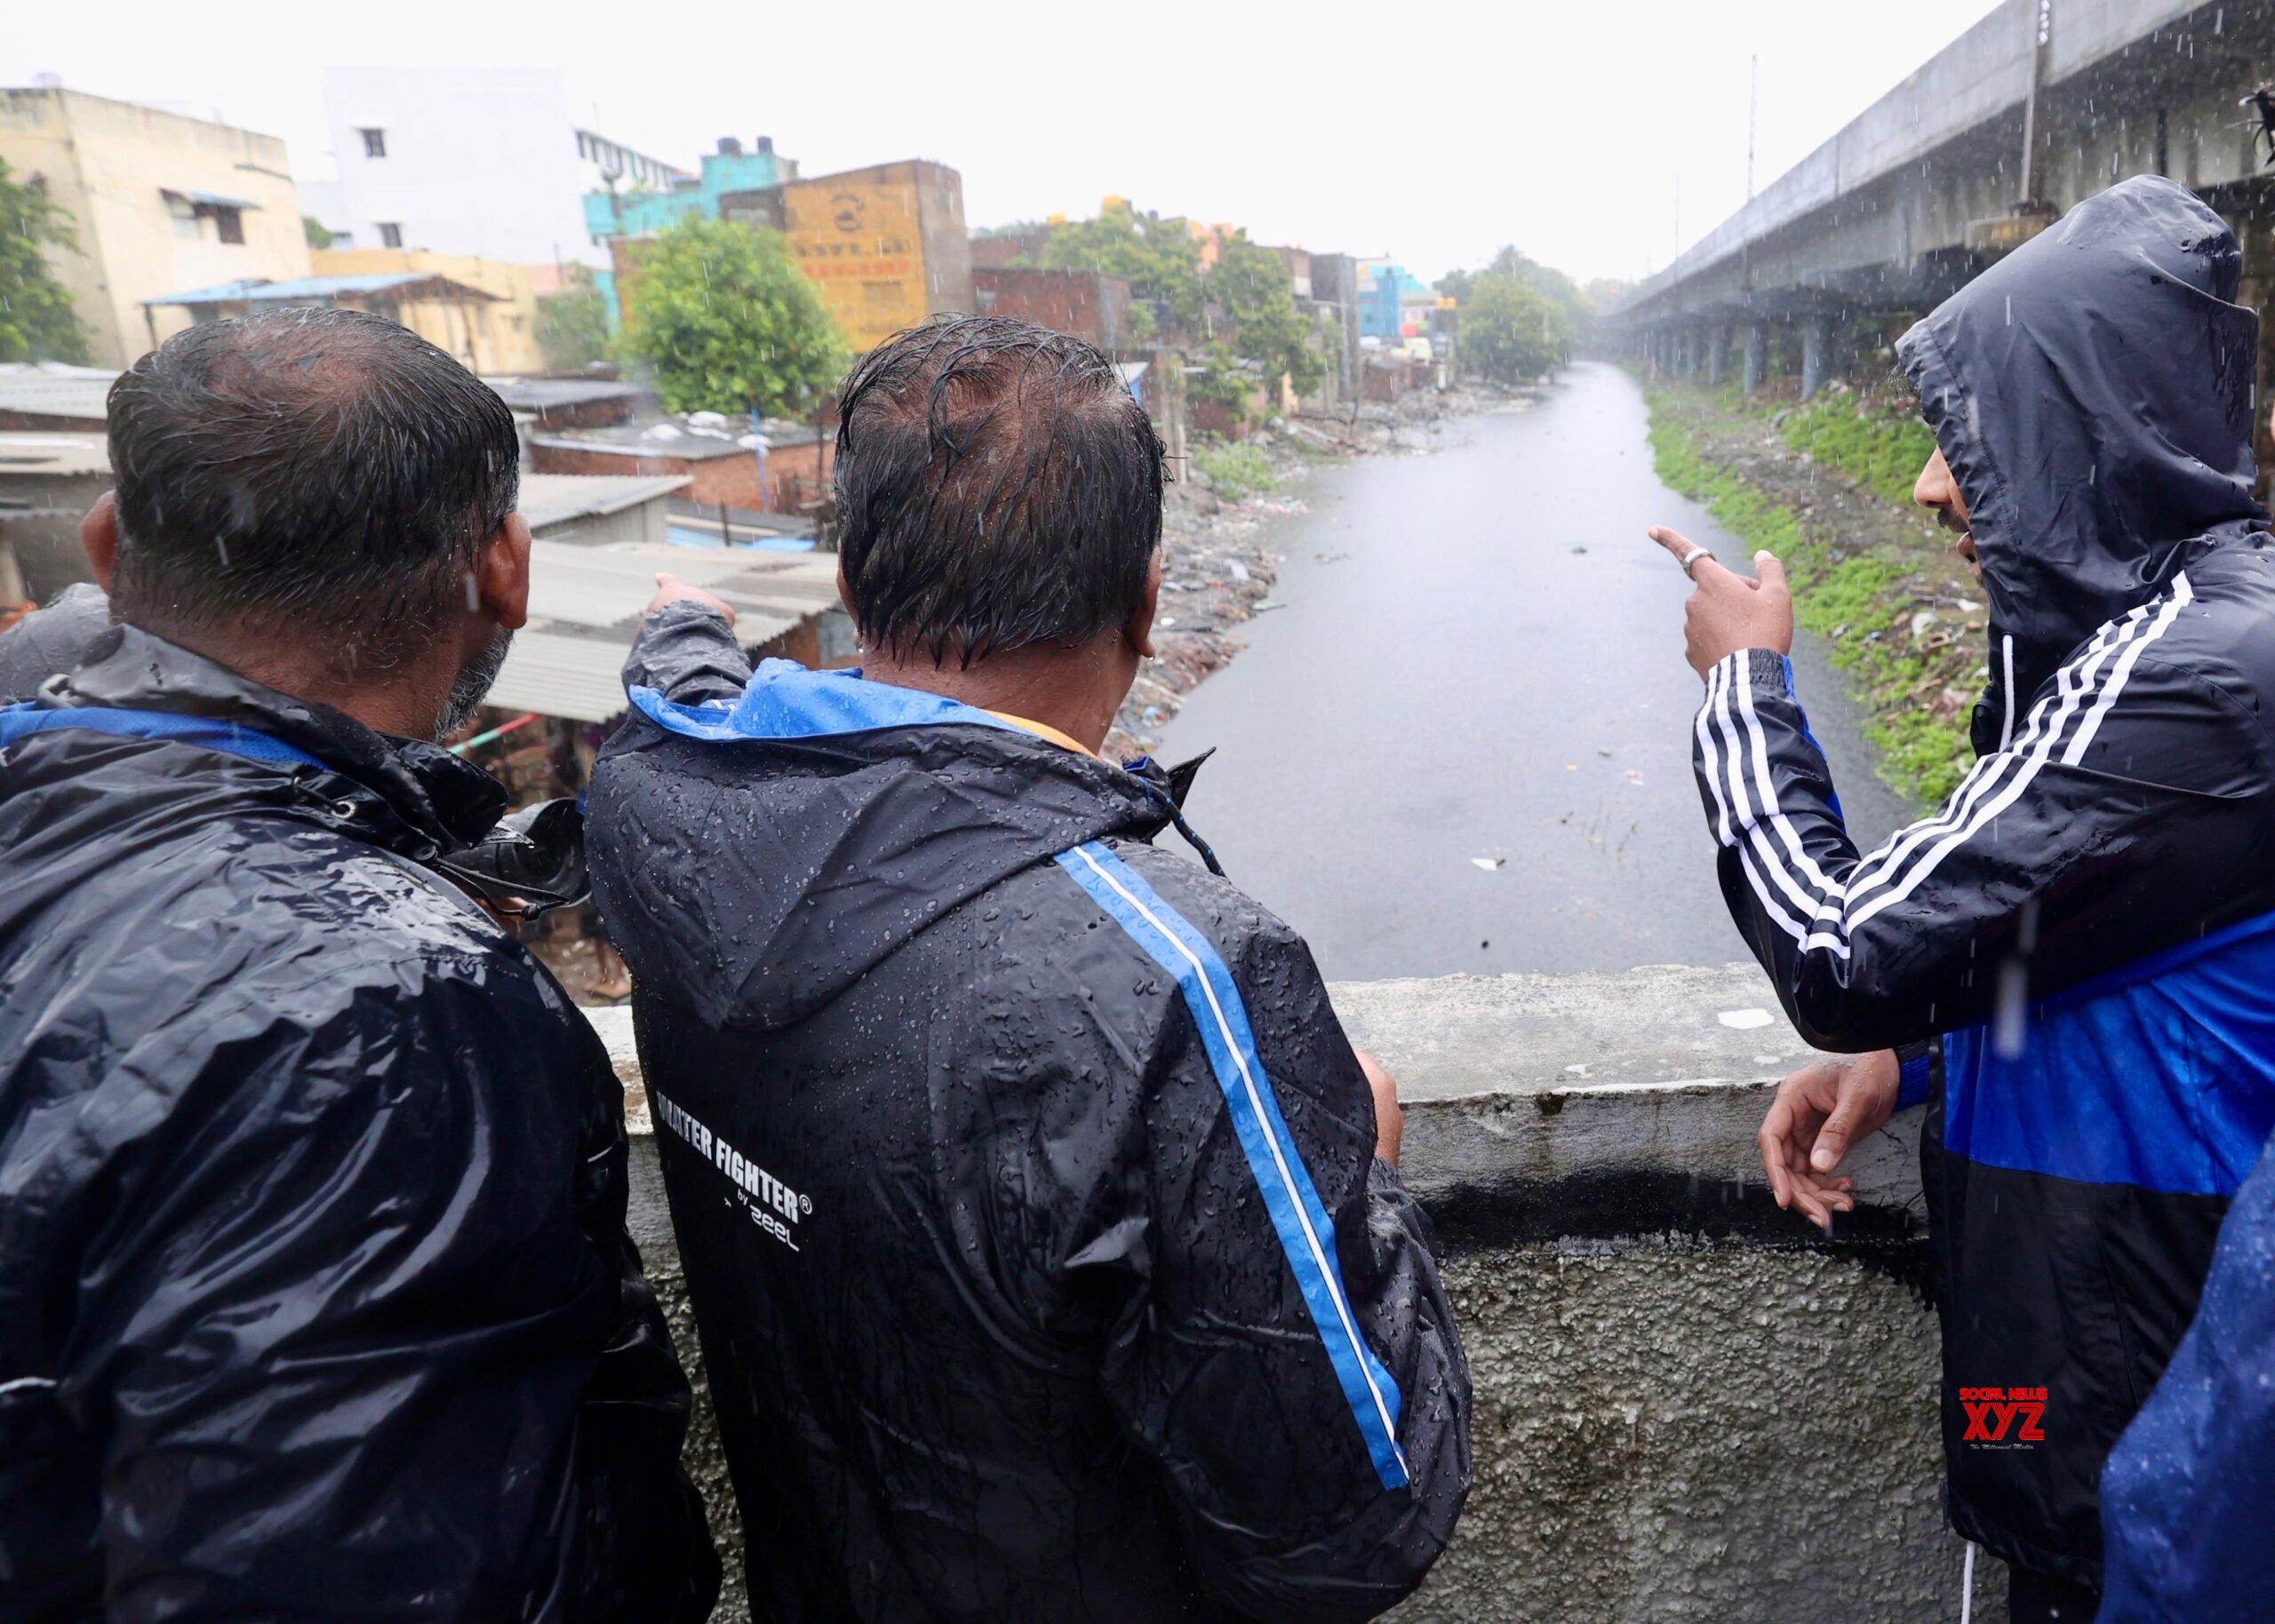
[1800,314,1837,401]
[1678,329,1696,380]
[1705,324,1728,386]
[1741,323,1767,394]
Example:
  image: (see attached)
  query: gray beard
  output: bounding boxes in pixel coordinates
[433,625,515,740]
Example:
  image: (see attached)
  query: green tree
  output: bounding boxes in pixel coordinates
[618,216,847,417]
[0,159,87,363]
[1207,231,1323,400]
[535,266,611,370]
[302,214,336,249]
[1042,199,1206,330]
[1460,273,1569,385]
[1483,245,1592,336]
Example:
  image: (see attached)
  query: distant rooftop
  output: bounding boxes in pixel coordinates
[0,364,117,426]
[519,473,688,531]
[0,433,111,478]
[535,414,827,460]
[143,273,500,307]
[491,544,840,721]
[482,376,650,411]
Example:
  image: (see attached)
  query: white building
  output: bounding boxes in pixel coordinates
[307,68,687,272]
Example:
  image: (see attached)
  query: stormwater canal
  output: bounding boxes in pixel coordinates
[1153,360,1914,982]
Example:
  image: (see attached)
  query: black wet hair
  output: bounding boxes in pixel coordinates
[106,306,520,666]
[833,314,1164,666]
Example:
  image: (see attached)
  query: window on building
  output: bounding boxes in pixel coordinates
[378,221,403,249]
[212,205,244,245]
[167,195,200,239]
[358,127,387,159]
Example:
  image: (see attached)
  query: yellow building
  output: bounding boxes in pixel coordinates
[773,161,973,354]
[0,86,311,366]
[310,249,546,372]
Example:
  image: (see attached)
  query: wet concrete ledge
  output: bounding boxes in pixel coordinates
[586,965,1992,1624]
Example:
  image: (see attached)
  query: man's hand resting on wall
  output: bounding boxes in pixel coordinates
[1756,1049,1900,1230]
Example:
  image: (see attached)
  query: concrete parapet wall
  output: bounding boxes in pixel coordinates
[587,962,2000,1622]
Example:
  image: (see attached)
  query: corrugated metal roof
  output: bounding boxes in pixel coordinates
[482,377,648,410]
[0,366,116,424]
[519,473,689,532]
[0,433,111,476]
[531,430,750,463]
[496,544,837,720]
[142,273,499,306]
[483,630,660,725]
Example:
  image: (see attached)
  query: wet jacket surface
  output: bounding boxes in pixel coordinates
[0,625,717,1623]
[589,602,1471,1623]
[1686,176,2275,1588]
[2097,1131,2275,1623]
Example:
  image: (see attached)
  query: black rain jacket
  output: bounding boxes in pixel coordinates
[0,623,719,1622]
[588,602,1471,1623]
[1687,175,2275,1587]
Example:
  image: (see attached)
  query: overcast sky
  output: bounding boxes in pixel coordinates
[4,0,2003,287]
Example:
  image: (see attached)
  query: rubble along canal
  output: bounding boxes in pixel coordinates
[1153,360,1913,982]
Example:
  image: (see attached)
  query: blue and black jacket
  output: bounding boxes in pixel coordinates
[1688,176,2275,1591]
[587,603,1471,1623]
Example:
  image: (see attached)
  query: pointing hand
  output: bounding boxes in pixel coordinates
[1648,527,1794,677]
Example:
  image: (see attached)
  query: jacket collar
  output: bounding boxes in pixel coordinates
[42,623,506,854]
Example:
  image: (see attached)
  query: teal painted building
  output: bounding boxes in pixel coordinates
[583,138,793,243]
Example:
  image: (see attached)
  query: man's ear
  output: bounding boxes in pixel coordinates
[80,491,120,591]
[1125,550,1163,661]
[475,513,531,631]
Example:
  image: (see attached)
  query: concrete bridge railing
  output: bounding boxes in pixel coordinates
[587,964,1996,1624]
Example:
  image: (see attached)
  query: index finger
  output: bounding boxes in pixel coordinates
[1647,525,1698,564]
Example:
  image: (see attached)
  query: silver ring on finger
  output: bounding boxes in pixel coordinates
[1680,545,1714,578]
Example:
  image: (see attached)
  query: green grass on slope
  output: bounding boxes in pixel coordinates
[1646,400,1971,806]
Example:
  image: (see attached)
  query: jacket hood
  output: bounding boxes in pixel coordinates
[590,662,1177,1031]
[1896,174,2267,749]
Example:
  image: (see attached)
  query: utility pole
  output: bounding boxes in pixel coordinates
[1746,54,1759,202]
[2018,0,2054,208]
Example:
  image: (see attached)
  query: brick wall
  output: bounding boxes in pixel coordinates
[971,268,1130,347]
[530,438,833,512]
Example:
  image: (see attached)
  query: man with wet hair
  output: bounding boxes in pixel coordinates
[0,308,717,1620]
[588,314,1471,1622]
[1649,176,2275,1620]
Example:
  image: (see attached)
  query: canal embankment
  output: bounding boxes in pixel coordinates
[1642,376,1981,805]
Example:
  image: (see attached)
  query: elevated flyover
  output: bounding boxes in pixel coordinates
[1610,0,2275,427]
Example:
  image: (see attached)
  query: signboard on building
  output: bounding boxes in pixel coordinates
[777,161,974,354]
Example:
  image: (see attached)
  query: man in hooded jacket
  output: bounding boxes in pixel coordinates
[588,314,1471,1623]
[0,308,718,1621]
[1649,175,2275,1620]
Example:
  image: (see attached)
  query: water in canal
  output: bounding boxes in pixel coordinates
[1153,361,1916,982]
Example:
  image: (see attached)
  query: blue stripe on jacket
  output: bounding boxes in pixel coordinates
[1053,840,1410,1490]
[1943,907,2275,1194]
[0,703,324,771]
